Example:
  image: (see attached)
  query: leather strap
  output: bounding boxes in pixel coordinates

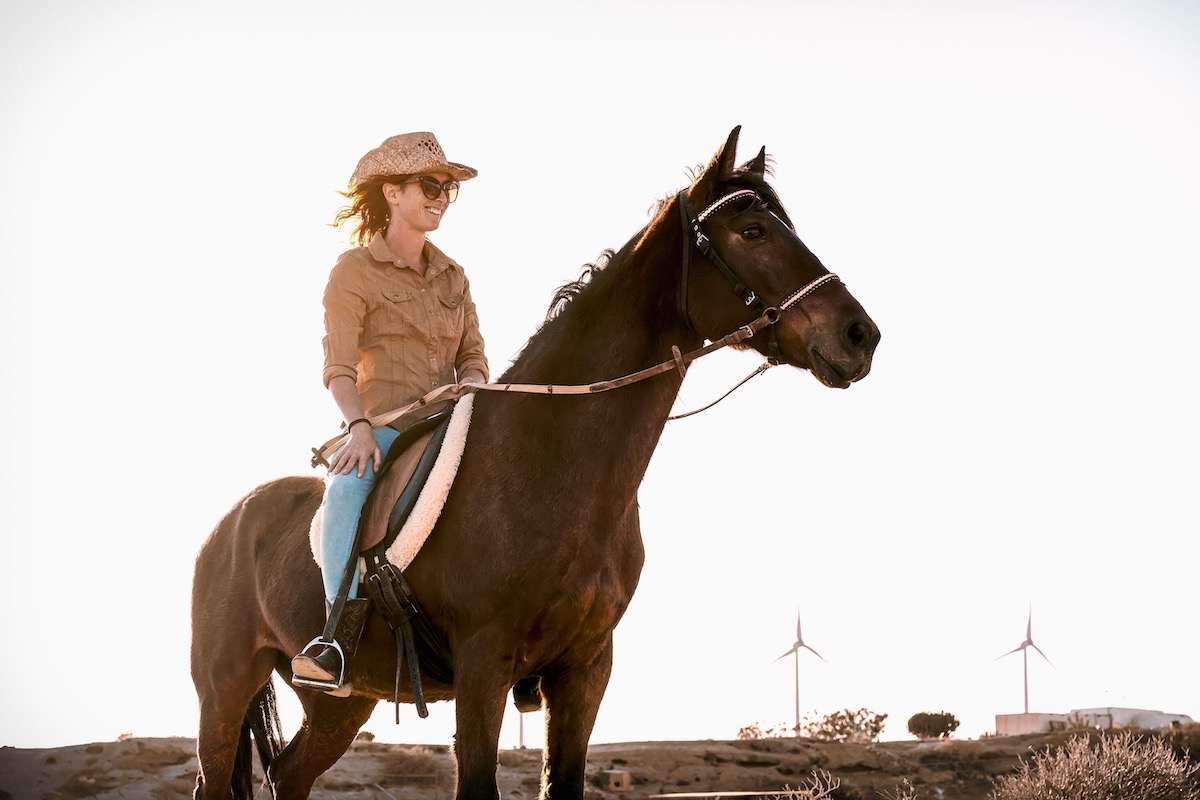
[310,312,776,467]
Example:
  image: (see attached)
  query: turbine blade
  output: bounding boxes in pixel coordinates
[802,643,828,663]
[773,646,797,663]
[1026,607,1033,640]
[796,611,803,642]
[995,644,1025,661]
[1031,642,1055,668]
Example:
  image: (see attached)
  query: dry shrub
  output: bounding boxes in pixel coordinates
[768,770,840,799]
[58,772,121,798]
[1160,722,1200,765]
[879,780,917,800]
[387,745,441,775]
[993,731,1200,800]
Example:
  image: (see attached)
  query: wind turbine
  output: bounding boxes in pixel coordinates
[996,606,1054,714]
[773,610,827,733]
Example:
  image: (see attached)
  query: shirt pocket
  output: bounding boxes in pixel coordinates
[437,291,467,334]
[370,288,420,336]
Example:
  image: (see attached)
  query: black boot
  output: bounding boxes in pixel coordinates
[291,598,371,696]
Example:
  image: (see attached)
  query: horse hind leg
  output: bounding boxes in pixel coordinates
[193,638,284,800]
[267,689,378,799]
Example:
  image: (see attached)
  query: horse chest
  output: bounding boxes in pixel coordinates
[515,537,644,650]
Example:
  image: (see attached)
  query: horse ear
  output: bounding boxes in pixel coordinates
[715,126,742,180]
[745,146,767,178]
[690,125,742,201]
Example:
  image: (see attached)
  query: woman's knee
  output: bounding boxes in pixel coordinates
[323,472,374,510]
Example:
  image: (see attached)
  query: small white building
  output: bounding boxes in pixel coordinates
[995,707,1194,736]
[1070,707,1194,730]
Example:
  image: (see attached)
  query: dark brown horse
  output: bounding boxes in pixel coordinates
[190,127,879,800]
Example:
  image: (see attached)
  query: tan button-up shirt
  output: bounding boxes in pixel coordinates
[322,233,489,418]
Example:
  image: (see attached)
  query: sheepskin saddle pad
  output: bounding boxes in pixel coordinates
[309,393,474,574]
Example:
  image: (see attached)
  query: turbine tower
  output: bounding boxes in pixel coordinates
[996,606,1054,713]
[773,610,827,732]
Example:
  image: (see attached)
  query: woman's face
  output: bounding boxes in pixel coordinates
[383,171,454,234]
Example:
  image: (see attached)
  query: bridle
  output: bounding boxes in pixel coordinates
[677,188,840,365]
[311,187,844,466]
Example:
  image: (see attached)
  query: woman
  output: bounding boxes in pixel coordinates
[291,132,489,694]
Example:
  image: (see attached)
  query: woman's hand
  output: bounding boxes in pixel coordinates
[448,370,485,399]
[330,421,380,478]
[326,376,380,478]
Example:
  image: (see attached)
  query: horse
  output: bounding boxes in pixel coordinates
[190,126,880,800]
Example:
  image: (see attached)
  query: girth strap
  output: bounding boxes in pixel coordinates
[363,563,442,720]
[358,410,457,721]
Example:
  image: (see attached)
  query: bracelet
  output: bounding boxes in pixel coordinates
[346,417,371,431]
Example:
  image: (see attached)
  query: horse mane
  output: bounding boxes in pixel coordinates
[545,249,616,321]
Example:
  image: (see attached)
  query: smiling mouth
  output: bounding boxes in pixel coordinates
[427,206,443,216]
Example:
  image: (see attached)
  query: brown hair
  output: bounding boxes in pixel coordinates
[332,174,410,246]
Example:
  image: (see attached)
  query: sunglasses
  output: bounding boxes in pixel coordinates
[399,176,460,203]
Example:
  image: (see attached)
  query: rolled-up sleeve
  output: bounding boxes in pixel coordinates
[454,276,489,382]
[321,255,366,388]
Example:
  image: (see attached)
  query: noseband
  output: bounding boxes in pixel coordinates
[677,189,840,364]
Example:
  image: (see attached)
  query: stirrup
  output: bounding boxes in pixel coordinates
[291,637,347,692]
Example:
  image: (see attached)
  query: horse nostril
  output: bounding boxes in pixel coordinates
[846,320,875,351]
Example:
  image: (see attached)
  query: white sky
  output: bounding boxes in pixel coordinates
[1,0,1197,751]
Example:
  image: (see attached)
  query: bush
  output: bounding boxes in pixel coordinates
[907,711,960,739]
[1159,721,1200,765]
[993,731,1200,800]
[736,722,793,740]
[772,771,840,799]
[800,709,887,743]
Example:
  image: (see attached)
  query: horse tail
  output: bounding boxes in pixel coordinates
[231,680,285,799]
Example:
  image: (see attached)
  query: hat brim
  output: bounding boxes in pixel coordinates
[440,161,478,182]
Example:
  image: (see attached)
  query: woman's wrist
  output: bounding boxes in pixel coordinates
[347,417,371,432]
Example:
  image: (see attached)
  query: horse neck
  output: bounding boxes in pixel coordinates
[497,210,699,481]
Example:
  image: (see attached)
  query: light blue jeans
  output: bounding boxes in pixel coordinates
[320,425,402,602]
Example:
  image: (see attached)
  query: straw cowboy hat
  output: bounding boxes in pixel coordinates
[350,132,478,188]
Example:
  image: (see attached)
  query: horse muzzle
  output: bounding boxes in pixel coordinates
[792,308,880,389]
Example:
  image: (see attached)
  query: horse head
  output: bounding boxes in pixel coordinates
[678,126,879,388]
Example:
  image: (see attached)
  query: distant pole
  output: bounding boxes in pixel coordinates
[1023,648,1029,714]
[793,649,800,733]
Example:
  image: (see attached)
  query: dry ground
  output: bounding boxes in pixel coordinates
[0,732,1083,800]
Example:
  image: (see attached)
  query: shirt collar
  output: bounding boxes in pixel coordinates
[367,232,461,277]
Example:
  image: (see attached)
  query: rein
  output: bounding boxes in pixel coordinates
[312,308,777,467]
[310,188,840,468]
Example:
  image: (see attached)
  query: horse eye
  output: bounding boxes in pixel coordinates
[742,225,765,240]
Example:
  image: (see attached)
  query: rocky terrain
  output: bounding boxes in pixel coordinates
[0,732,1096,800]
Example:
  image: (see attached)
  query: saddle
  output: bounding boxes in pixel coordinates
[312,394,543,719]
[312,400,460,719]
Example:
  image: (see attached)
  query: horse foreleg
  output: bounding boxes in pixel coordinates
[539,642,613,800]
[268,690,377,799]
[452,650,511,800]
